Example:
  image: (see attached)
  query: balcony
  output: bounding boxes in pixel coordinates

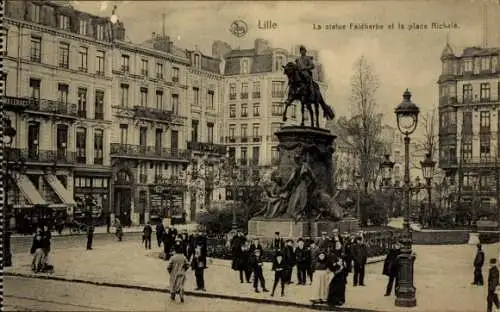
[77,110,87,118]
[133,106,179,123]
[241,113,248,118]
[252,92,261,98]
[156,73,164,80]
[229,94,237,100]
[252,136,262,142]
[121,65,129,72]
[8,148,76,164]
[76,155,86,164]
[439,157,458,168]
[95,112,104,120]
[462,157,500,167]
[3,96,78,117]
[141,69,149,77]
[454,97,500,107]
[78,67,88,73]
[240,92,248,99]
[239,159,248,166]
[272,92,284,98]
[110,144,189,161]
[187,141,227,155]
[172,76,179,83]
[223,136,263,144]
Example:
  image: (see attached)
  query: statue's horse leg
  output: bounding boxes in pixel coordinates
[306,102,314,127]
[282,102,289,122]
[315,102,320,128]
[300,101,306,127]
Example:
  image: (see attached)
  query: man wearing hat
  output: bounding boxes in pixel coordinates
[283,239,295,284]
[487,258,499,312]
[318,231,329,250]
[273,232,285,252]
[295,238,310,285]
[271,251,287,297]
[472,243,485,286]
[250,248,268,293]
[383,241,401,296]
[352,236,368,286]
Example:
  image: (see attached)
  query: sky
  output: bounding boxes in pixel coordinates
[73,0,500,137]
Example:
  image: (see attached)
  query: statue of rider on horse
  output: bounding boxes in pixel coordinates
[282,45,335,128]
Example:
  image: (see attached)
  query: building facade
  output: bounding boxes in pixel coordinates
[214,39,328,172]
[4,0,122,223]
[438,44,500,216]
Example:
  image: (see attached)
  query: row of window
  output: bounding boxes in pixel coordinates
[190,120,215,143]
[119,83,179,113]
[74,177,109,189]
[441,110,498,131]
[227,102,296,119]
[228,81,286,99]
[120,55,179,82]
[461,136,498,159]
[442,55,499,75]
[227,124,261,138]
[28,78,105,119]
[118,124,191,150]
[239,55,286,74]
[227,146,279,162]
[440,82,500,102]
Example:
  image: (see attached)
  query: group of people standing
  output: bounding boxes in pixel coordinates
[30,225,53,273]
[229,229,371,306]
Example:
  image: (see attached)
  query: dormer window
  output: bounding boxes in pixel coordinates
[58,15,70,31]
[275,55,285,72]
[31,4,41,23]
[79,19,88,36]
[194,54,200,68]
[96,24,105,41]
[481,57,491,72]
[463,59,472,72]
[241,59,249,74]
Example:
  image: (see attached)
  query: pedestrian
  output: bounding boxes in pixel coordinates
[318,231,329,250]
[352,236,367,286]
[270,251,287,297]
[191,244,206,291]
[249,238,263,254]
[295,238,309,285]
[273,232,285,252]
[241,242,252,283]
[283,239,295,284]
[156,222,165,247]
[30,228,44,272]
[472,243,485,286]
[143,222,152,250]
[311,251,332,304]
[383,242,401,296]
[487,258,499,312]
[343,235,353,285]
[86,224,94,250]
[106,213,111,233]
[167,245,190,303]
[327,255,346,307]
[309,241,320,284]
[115,218,123,241]
[251,249,268,293]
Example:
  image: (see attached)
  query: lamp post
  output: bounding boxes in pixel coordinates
[3,117,21,268]
[355,174,362,227]
[394,89,420,307]
[420,153,436,227]
[470,172,479,227]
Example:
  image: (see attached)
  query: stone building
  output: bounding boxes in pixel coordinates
[438,43,500,216]
[3,0,123,221]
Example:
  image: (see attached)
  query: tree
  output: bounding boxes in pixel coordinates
[337,56,386,193]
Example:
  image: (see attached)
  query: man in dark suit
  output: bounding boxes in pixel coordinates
[273,232,285,252]
[472,243,485,286]
[383,242,401,296]
[352,236,368,286]
[295,238,310,285]
[283,239,295,284]
[487,258,499,312]
[86,224,94,250]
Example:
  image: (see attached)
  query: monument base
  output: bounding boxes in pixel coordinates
[248,217,360,239]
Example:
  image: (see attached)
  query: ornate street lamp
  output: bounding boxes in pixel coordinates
[380,154,395,187]
[420,153,436,227]
[394,89,419,307]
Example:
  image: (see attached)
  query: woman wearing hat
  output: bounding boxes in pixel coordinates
[311,251,332,304]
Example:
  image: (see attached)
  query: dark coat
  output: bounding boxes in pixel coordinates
[272,257,288,272]
[250,254,265,273]
[352,243,368,265]
[40,231,51,251]
[474,250,485,267]
[191,253,205,271]
[273,238,285,250]
[30,235,43,254]
[488,266,499,293]
[249,243,263,255]
[283,245,295,266]
[295,247,310,266]
[383,249,401,277]
[155,223,165,236]
[143,224,152,237]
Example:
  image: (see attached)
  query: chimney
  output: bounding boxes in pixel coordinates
[254,38,270,54]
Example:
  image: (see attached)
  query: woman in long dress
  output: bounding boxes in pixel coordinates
[327,256,346,306]
[311,251,333,304]
[167,245,190,303]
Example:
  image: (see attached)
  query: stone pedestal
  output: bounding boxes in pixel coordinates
[248,217,360,239]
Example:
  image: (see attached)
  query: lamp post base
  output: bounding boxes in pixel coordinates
[395,296,417,307]
[395,233,417,307]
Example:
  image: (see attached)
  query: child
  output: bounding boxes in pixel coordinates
[251,249,268,293]
[487,258,499,312]
[271,251,287,297]
[167,246,190,303]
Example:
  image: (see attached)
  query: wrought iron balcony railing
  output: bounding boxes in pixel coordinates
[7,148,77,164]
[439,157,458,167]
[240,92,248,99]
[3,96,78,117]
[110,143,189,161]
[252,92,261,98]
[462,157,500,166]
[187,141,226,155]
[133,106,179,122]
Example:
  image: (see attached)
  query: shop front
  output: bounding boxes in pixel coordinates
[149,184,186,224]
[73,174,111,225]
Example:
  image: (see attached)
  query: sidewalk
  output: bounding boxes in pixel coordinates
[11,226,146,238]
[6,240,494,312]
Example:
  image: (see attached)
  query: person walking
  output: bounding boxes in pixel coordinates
[472,243,485,286]
[86,224,94,250]
[143,222,152,250]
[487,258,500,312]
[191,244,206,291]
[251,249,268,293]
[167,245,190,303]
[156,222,165,247]
[383,242,401,296]
[352,236,367,286]
[270,251,287,297]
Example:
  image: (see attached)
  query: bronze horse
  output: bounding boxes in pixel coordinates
[282,62,335,128]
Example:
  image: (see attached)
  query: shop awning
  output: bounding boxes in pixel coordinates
[44,174,76,206]
[14,174,47,205]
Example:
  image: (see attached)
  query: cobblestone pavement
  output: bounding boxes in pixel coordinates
[6,239,500,312]
[5,276,339,312]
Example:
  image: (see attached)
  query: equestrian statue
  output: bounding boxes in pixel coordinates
[282,45,335,128]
